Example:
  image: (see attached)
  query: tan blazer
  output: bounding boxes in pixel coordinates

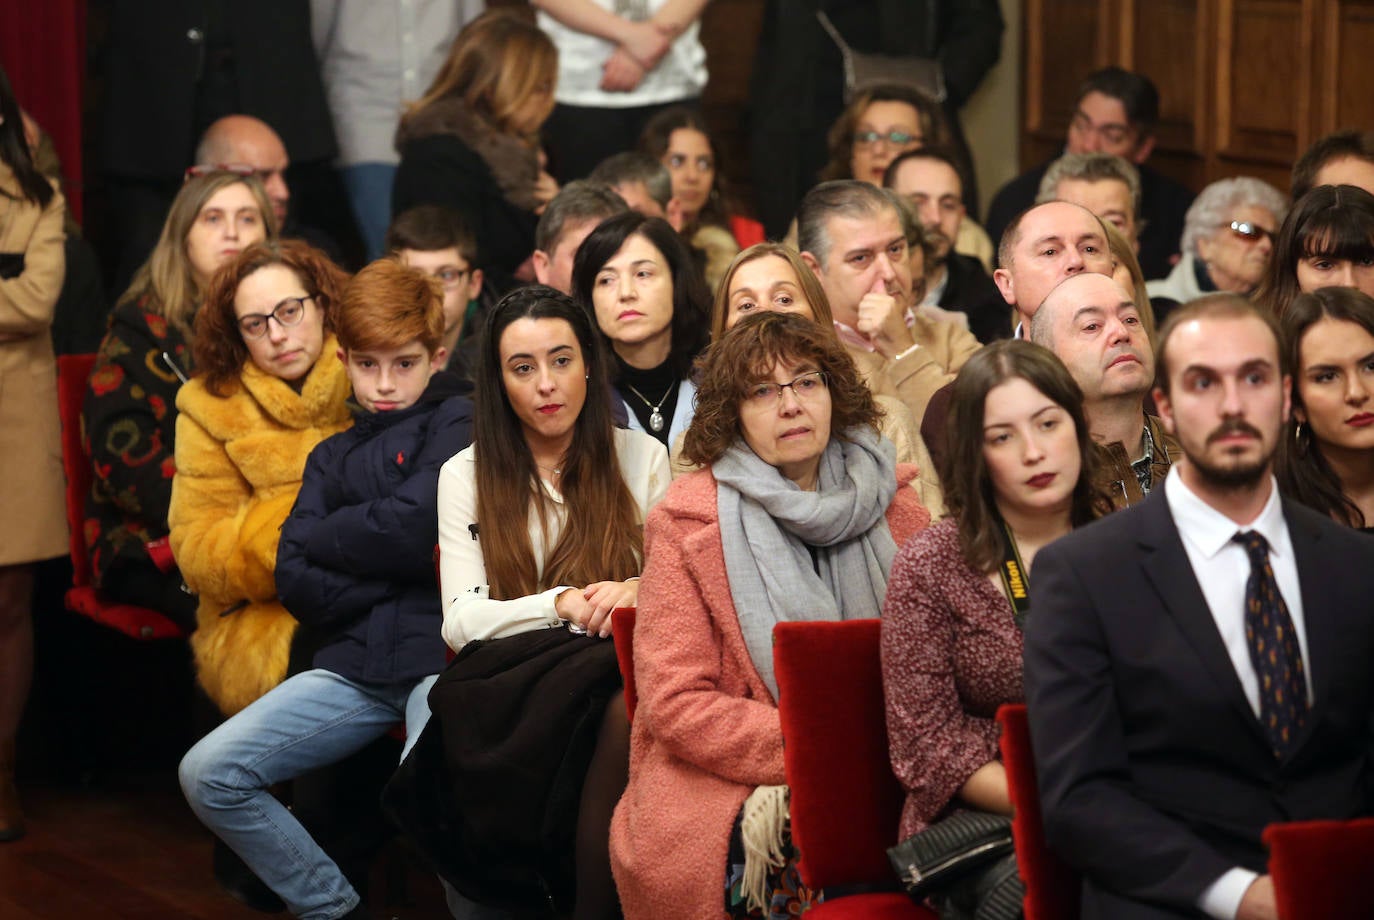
[847,311,982,427]
[0,167,67,565]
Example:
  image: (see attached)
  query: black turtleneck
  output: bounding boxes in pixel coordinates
[613,353,680,447]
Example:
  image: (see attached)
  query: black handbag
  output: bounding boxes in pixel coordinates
[886,810,1023,919]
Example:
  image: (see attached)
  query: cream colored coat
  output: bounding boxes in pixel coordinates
[0,166,66,565]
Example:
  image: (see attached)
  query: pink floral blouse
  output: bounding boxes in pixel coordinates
[882,517,1025,838]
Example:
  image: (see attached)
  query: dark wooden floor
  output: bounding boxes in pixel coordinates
[0,770,454,920]
[0,771,265,919]
[3,562,453,919]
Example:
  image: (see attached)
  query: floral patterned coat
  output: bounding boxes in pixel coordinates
[82,298,192,586]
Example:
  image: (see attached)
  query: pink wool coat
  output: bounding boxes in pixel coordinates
[610,463,930,920]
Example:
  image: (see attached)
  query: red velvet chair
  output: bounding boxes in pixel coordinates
[55,353,185,640]
[997,703,1080,920]
[1265,817,1374,919]
[773,619,937,919]
[610,606,637,721]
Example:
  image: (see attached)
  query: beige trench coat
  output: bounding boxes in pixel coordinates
[0,165,67,565]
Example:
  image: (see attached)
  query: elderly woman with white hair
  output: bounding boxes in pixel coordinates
[1147,176,1287,303]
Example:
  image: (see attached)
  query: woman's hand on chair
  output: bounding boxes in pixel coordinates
[579,579,639,639]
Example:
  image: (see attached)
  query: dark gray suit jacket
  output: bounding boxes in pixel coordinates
[1024,488,1374,919]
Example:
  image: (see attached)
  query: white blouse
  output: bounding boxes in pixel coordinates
[437,427,670,650]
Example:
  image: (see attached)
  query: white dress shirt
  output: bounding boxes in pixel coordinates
[1164,471,1313,920]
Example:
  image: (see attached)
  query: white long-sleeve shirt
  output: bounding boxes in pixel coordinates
[437,428,669,650]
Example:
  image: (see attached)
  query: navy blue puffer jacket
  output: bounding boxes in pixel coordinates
[276,372,474,685]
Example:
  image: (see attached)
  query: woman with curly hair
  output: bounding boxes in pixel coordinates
[1147,176,1286,303]
[637,106,743,289]
[611,310,930,920]
[168,240,350,717]
[83,169,275,633]
[817,84,993,270]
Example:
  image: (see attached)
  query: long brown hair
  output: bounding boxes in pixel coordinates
[402,9,556,140]
[120,171,277,333]
[473,286,643,598]
[192,240,348,396]
[941,340,1102,573]
[1276,286,1374,527]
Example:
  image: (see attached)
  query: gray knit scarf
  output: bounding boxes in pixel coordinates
[713,426,898,700]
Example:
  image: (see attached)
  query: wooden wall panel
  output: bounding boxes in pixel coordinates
[698,0,764,214]
[1322,1,1374,131]
[1022,0,1108,167]
[1121,0,1209,195]
[1021,0,1368,195]
[1216,0,1311,170]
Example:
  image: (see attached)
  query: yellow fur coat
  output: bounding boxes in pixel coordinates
[169,340,351,715]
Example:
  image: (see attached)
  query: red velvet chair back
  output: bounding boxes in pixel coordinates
[773,619,936,918]
[1265,817,1374,919]
[611,607,637,721]
[55,354,184,640]
[997,704,1080,920]
[729,215,767,249]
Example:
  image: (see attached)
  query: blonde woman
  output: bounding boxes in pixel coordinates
[84,170,275,632]
[394,9,560,293]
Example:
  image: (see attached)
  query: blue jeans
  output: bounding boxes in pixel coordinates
[180,669,437,920]
[341,163,396,262]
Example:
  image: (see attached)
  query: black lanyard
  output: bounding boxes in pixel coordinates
[996,520,1030,631]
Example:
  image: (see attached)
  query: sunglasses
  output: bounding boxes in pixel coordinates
[1227,220,1276,244]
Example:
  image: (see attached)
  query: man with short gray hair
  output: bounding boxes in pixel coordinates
[798,180,980,424]
[531,180,628,294]
[588,152,683,229]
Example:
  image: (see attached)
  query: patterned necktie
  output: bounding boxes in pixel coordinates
[1232,530,1308,758]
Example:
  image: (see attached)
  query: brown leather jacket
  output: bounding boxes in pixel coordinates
[1094,414,1181,511]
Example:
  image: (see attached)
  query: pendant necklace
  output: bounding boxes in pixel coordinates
[625,383,672,432]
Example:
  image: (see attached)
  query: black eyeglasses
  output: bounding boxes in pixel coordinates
[238,296,312,339]
[1227,220,1276,244]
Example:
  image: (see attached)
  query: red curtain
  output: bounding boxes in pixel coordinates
[0,0,86,223]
